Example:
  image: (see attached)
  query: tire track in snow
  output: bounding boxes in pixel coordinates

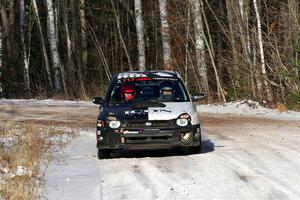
[214,141,300,199]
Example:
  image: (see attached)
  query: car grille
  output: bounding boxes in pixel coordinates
[124,120,174,128]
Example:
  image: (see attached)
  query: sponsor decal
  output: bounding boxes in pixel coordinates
[152,109,171,113]
[153,77,177,81]
[125,110,148,115]
[117,73,147,79]
[148,102,191,121]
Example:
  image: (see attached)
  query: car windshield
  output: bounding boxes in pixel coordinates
[108,77,189,104]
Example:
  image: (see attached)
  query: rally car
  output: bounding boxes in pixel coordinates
[93,70,205,159]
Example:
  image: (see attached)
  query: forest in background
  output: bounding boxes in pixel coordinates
[0,0,299,109]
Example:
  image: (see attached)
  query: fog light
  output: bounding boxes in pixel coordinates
[181,132,192,144]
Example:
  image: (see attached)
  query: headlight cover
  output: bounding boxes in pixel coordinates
[109,120,121,129]
[176,118,189,126]
[176,113,190,127]
[107,116,121,129]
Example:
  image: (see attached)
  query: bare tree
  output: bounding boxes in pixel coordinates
[88,23,112,81]
[0,18,2,94]
[190,0,209,94]
[0,2,7,95]
[288,0,300,81]
[58,0,76,96]
[237,0,256,96]
[32,0,53,90]
[8,1,16,58]
[225,0,240,91]
[158,0,172,70]
[79,0,87,77]
[111,0,132,71]
[253,0,272,101]
[20,0,30,94]
[134,0,146,71]
[46,0,67,94]
[201,1,226,101]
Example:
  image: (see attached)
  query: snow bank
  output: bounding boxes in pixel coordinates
[197,100,300,120]
[0,98,97,107]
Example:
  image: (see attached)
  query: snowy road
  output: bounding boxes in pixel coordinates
[0,99,300,200]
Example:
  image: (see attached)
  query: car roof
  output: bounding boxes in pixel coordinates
[115,70,181,79]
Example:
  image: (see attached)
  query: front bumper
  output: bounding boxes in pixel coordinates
[96,124,201,150]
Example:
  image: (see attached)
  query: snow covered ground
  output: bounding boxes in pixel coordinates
[197,100,300,121]
[44,127,300,200]
[1,99,300,200]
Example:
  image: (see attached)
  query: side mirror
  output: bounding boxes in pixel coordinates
[191,93,206,101]
[93,97,104,105]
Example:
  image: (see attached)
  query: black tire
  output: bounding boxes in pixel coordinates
[190,134,202,154]
[97,149,111,159]
[190,143,202,154]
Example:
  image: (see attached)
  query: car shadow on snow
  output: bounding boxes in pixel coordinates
[108,139,215,159]
[201,139,215,153]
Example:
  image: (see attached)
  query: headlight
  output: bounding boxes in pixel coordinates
[176,113,190,127]
[176,118,189,126]
[109,120,121,129]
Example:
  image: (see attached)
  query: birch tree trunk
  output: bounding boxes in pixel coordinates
[79,0,87,78]
[185,4,191,85]
[8,1,16,58]
[46,0,67,94]
[158,0,172,70]
[253,0,272,101]
[288,0,299,80]
[32,0,53,90]
[61,0,74,80]
[237,0,255,96]
[58,0,76,96]
[252,28,262,95]
[134,0,146,71]
[20,0,30,94]
[0,4,7,94]
[237,0,251,64]
[225,0,239,92]
[190,0,209,94]
[0,21,2,93]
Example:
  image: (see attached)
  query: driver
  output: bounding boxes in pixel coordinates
[159,82,175,101]
[121,83,137,101]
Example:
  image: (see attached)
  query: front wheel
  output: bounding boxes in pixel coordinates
[97,149,111,159]
[182,142,202,155]
[190,143,202,154]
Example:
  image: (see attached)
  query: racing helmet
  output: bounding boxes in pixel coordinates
[121,83,136,101]
[160,82,174,95]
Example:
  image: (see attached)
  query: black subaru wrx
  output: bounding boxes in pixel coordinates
[93,70,205,159]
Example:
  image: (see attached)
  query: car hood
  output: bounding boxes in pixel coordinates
[148,102,191,120]
[103,102,195,122]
